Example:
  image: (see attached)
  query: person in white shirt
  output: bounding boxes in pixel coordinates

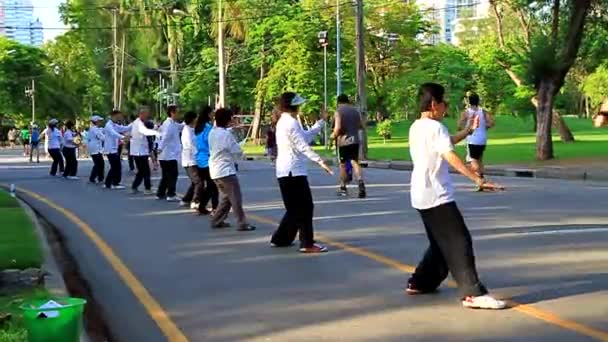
[458,93,494,189]
[104,110,131,189]
[406,82,505,310]
[129,106,161,195]
[270,93,334,254]
[87,115,106,184]
[45,119,64,176]
[180,111,201,211]
[156,105,184,201]
[208,108,256,231]
[61,121,79,180]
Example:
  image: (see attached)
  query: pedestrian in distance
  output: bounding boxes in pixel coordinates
[29,124,40,163]
[458,93,494,191]
[180,111,204,212]
[270,92,334,254]
[8,128,17,149]
[104,109,131,190]
[61,121,79,180]
[21,126,30,157]
[87,115,106,184]
[330,94,366,198]
[129,106,161,195]
[208,108,256,231]
[46,119,64,176]
[406,82,506,310]
[156,105,184,202]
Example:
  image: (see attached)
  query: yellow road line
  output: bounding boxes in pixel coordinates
[17,187,189,342]
[248,213,608,342]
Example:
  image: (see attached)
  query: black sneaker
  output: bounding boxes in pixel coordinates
[358,181,366,199]
[337,186,348,197]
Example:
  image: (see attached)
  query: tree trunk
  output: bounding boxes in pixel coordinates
[536,80,555,160]
[553,111,575,142]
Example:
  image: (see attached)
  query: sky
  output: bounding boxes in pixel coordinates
[32,0,67,42]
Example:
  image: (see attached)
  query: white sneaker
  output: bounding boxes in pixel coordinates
[166,196,180,202]
[131,188,141,195]
[112,185,126,190]
[180,200,190,207]
[190,202,200,210]
[143,189,155,196]
[462,295,506,310]
[67,176,80,180]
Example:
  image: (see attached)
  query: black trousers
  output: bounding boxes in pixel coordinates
[182,166,219,210]
[105,153,122,188]
[157,160,178,198]
[132,155,151,190]
[48,148,64,176]
[271,175,315,248]
[62,147,78,177]
[89,153,105,183]
[408,201,487,298]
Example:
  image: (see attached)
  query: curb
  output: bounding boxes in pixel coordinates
[17,199,90,342]
[245,154,608,182]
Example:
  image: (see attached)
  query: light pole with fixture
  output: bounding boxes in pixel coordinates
[318,31,330,150]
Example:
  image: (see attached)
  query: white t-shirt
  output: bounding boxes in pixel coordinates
[409,118,455,210]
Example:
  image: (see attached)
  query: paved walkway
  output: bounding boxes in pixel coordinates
[0,148,607,341]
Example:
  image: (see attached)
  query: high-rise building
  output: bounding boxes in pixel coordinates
[417,0,489,45]
[0,0,44,47]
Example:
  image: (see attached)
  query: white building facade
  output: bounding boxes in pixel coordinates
[417,0,489,45]
[0,0,44,46]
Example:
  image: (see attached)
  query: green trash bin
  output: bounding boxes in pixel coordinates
[20,297,87,342]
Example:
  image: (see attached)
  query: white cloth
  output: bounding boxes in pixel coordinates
[46,128,62,149]
[129,118,159,156]
[63,130,76,148]
[158,117,184,161]
[103,120,129,154]
[275,113,324,178]
[466,107,487,145]
[87,126,105,155]
[209,127,242,179]
[181,125,197,167]
[409,118,455,210]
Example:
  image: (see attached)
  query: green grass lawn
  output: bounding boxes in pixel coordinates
[0,190,47,342]
[245,116,608,166]
[0,190,43,270]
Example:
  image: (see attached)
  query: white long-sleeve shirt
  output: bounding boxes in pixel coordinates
[181,125,197,167]
[275,113,324,178]
[87,126,105,155]
[63,129,76,148]
[103,120,130,154]
[129,118,160,156]
[158,117,184,161]
[208,127,242,179]
[46,127,62,149]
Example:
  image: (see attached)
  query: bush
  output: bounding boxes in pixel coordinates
[376,120,393,143]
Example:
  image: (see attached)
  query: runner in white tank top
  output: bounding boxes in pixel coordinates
[458,93,494,187]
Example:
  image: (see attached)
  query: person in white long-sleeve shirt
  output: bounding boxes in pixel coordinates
[156,105,184,201]
[62,121,79,179]
[87,115,106,184]
[180,111,201,212]
[270,93,333,254]
[208,108,256,231]
[129,106,161,195]
[104,110,131,189]
[45,119,64,176]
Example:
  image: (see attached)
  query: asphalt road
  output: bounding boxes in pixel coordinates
[1,149,606,342]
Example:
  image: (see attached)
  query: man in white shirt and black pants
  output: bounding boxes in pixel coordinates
[87,115,106,184]
[104,110,131,189]
[157,105,184,201]
[208,108,255,231]
[406,83,505,310]
[130,106,160,195]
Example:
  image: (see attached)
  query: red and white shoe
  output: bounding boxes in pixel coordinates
[299,243,328,254]
[462,295,506,310]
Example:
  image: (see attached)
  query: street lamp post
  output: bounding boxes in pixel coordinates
[335,0,342,96]
[318,31,329,150]
[24,79,35,124]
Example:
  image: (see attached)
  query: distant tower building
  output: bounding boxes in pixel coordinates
[1,0,43,46]
[416,0,489,45]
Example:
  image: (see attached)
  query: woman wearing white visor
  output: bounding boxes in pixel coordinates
[270,92,334,253]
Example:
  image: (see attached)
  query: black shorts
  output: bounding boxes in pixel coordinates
[338,144,359,163]
[467,144,486,161]
[31,141,39,148]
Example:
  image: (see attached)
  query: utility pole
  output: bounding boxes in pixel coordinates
[355,0,368,159]
[218,0,226,108]
[111,8,118,110]
[335,0,342,96]
[25,79,35,124]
